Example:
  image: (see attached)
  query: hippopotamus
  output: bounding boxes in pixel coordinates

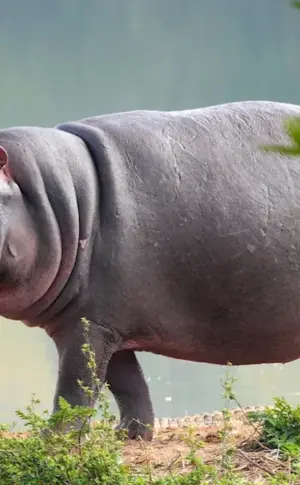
[2,100,300,440]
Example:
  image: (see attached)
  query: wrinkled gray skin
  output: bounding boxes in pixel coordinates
[1,100,300,440]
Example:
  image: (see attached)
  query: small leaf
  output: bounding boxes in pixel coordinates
[284,117,300,146]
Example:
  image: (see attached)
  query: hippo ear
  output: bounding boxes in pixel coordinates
[0,146,8,166]
[0,146,12,181]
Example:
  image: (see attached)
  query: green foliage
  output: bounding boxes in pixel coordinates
[0,400,255,485]
[0,320,276,485]
[248,397,300,480]
[219,363,238,476]
[291,1,300,9]
[248,397,300,456]
[0,317,126,485]
[262,116,300,156]
[0,389,127,484]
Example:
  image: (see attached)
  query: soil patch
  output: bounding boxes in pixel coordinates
[123,414,294,483]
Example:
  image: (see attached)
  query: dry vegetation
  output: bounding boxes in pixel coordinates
[123,411,296,483]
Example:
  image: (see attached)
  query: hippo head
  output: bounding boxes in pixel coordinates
[0,126,96,324]
[0,146,38,306]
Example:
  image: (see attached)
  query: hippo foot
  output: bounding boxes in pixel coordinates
[115,417,154,441]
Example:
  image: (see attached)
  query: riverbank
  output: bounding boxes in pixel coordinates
[1,404,299,484]
[124,409,290,483]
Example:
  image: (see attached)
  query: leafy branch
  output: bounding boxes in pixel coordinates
[291,1,300,9]
[262,117,300,156]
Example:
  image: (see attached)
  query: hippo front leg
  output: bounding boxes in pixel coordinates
[51,320,119,425]
[106,350,154,441]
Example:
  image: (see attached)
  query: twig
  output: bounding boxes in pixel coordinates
[166,452,182,472]
[230,399,272,452]
[236,448,275,476]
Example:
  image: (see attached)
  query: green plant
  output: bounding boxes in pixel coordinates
[262,117,300,156]
[291,1,300,9]
[0,316,279,485]
[248,398,300,456]
[0,320,129,484]
[218,364,240,481]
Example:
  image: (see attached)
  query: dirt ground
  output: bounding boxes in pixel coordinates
[123,415,295,483]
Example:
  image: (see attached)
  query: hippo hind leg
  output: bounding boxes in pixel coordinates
[106,350,154,441]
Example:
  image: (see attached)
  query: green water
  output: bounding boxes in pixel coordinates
[1,0,300,424]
